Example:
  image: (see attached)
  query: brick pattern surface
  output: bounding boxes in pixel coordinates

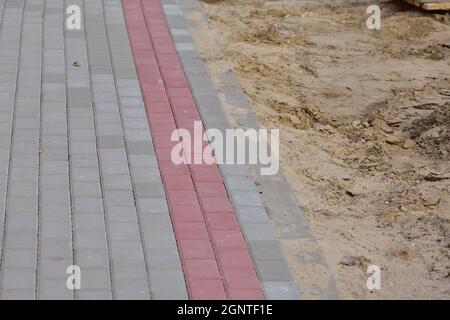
[122,0,264,299]
[0,0,41,300]
[0,0,187,300]
[0,0,298,300]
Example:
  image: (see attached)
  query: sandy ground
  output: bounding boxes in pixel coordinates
[190,0,450,299]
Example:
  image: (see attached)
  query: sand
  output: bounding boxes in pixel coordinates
[191,0,450,299]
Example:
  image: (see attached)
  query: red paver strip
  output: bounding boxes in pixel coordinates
[121,0,264,299]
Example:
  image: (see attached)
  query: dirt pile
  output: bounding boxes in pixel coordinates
[409,102,450,159]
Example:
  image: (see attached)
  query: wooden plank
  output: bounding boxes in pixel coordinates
[403,0,450,10]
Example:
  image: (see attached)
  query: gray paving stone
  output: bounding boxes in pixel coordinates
[40,222,72,240]
[72,167,100,182]
[39,258,73,279]
[242,223,277,242]
[262,281,302,300]
[175,42,196,51]
[256,260,294,282]
[131,167,161,183]
[77,290,112,300]
[235,206,270,226]
[2,248,35,269]
[113,264,147,281]
[71,141,97,155]
[3,230,35,250]
[81,268,111,291]
[40,175,69,190]
[70,128,96,141]
[140,213,173,232]
[99,162,129,176]
[40,148,68,161]
[147,249,183,269]
[144,230,178,251]
[149,269,188,300]
[137,197,169,215]
[249,240,286,261]
[225,175,257,191]
[2,268,35,290]
[75,230,108,250]
[107,206,139,223]
[114,279,149,300]
[7,197,37,214]
[6,209,37,230]
[41,161,68,175]
[98,135,124,149]
[110,240,145,261]
[127,141,154,155]
[38,279,74,300]
[72,181,102,197]
[70,155,99,168]
[122,108,146,118]
[134,182,165,198]
[104,190,134,207]
[0,290,35,300]
[40,205,71,223]
[41,135,67,149]
[129,155,158,168]
[109,222,140,241]
[39,239,72,261]
[102,174,132,190]
[98,148,127,162]
[77,249,109,269]
[72,198,103,214]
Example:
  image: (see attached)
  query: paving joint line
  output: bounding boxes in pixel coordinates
[62,0,76,300]
[0,0,11,298]
[35,0,45,300]
[102,0,153,299]
[0,0,26,300]
[81,0,115,299]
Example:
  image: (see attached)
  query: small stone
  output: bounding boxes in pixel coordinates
[352,120,362,129]
[403,139,416,149]
[384,134,403,145]
[267,8,288,18]
[340,255,359,266]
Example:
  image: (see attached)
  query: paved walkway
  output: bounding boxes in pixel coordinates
[0,0,300,299]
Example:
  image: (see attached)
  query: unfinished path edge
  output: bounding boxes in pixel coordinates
[164,0,340,299]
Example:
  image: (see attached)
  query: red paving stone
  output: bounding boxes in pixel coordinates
[122,0,264,300]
